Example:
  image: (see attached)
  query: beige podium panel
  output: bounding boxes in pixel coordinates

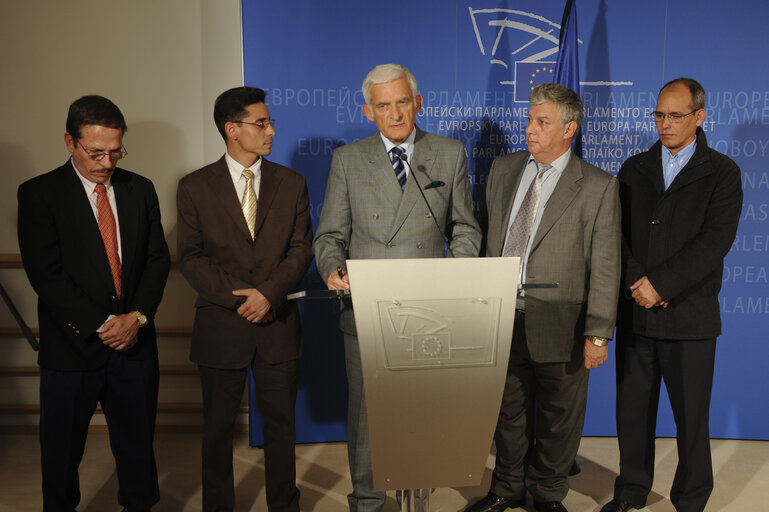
[346,257,519,490]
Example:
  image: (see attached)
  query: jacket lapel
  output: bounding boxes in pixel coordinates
[637,141,665,195]
[390,129,433,239]
[253,159,283,237]
[208,157,253,240]
[112,169,137,291]
[497,153,528,249]
[61,164,116,295]
[363,134,403,212]
[530,152,582,251]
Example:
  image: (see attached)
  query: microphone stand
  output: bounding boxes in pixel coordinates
[399,153,455,258]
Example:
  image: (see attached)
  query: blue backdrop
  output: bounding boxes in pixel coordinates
[242,0,769,443]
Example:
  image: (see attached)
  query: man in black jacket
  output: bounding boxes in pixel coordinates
[17,95,170,512]
[601,79,742,512]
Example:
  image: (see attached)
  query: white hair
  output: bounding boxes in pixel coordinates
[361,64,418,106]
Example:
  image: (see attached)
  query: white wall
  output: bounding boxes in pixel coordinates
[0,0,243,426]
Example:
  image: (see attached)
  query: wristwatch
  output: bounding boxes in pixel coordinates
[131,311,148,327]
[587,335,609,347]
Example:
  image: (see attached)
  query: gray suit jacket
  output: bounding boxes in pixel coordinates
[314,128,482,333]
[485,150,621,363]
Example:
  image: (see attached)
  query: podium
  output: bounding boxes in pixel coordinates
[345,257,519,509]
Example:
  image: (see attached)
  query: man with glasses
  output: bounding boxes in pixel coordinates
[177,86,312,512]
[17,95,170,511]
[601,78,743,512]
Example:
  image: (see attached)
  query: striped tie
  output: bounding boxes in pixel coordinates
[241,168,257,239]
[390,146,407,190]
[95,183,121,298]
[502,161,551,270]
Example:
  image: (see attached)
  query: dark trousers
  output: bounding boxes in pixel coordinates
[39,351,159,512]
[613,333,716,512]
[490,311,589,503]
[198,353,299,512]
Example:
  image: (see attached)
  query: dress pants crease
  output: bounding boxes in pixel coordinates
[199,352,300,512]
[614,334,716,512]
[491,311,588,503]
[40,351,160,512]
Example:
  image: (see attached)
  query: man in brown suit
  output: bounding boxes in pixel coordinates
[177,86,313,512]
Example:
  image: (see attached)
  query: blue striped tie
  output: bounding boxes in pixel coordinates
[390,146,407,190]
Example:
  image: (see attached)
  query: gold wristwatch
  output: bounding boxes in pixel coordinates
[587,335,609,347]
[131,311,148,327]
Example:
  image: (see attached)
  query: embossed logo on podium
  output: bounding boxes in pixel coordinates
[376,298,501,369]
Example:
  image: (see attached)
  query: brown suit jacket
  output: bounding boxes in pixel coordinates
[176,156,313,367]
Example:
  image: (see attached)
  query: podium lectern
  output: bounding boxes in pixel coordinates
[346,257,519,509]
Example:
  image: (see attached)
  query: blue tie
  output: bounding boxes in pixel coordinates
[390,146,407,190]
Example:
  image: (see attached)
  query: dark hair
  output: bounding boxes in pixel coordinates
[660,77,706,110]
[66,95,127,141]
[213,86,267,141]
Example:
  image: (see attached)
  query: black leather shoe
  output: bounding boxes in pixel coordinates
[465,492,526,512]
[600,499,638,512]
[533,501,568,512]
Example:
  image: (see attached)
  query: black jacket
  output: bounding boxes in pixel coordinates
[618,128,743,339]
[18,162,170,370]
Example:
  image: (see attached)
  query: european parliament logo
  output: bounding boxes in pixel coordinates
[468,5,630,102]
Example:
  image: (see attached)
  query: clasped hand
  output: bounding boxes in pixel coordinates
[232,288,273,323]
[630,276,668,309]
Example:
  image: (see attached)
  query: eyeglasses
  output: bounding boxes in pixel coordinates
[651,110,699,124]
[236,118,276,130]
[77,141,128,161]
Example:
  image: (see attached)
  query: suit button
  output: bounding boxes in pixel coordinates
[426,213,433,218]
[373,213,379,219]
[386,243,392,248]
[417,242,423,249]
[111,295,117,300]
[651,219,661,225]
[75,330,80,334]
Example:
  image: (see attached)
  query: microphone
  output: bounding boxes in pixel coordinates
[399,153,455,258]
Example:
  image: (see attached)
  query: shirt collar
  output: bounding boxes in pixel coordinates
[225,152,262,182]
[661,138,697,166]
[380,128,416,154]
[529,148,571,174]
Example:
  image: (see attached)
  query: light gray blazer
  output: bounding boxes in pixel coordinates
[485,150,621,363]
[314,128,482,333]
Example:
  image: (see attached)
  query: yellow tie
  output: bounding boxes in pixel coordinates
[241,168,257,238]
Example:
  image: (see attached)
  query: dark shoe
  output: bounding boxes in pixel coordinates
[465,492,526,512]
[533,501,568,512]
[600,499,638,512]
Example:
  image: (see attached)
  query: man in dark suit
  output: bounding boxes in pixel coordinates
[177,86,313,512]
[17,95,170,512]
[467,83,621,512]
[314,63,481,512]
[600,79,743,512]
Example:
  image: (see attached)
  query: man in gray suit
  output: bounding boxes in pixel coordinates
[314,63,481,512]
[466,83,621,512]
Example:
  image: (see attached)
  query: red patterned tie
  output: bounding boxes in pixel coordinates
[95,184,121,298]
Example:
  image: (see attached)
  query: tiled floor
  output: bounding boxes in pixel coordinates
[1,434,766,511]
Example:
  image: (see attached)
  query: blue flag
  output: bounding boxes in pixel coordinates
[553,0,582,156]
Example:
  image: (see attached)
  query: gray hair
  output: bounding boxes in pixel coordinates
[361,64,418,106]
[660,77,706,110]
[529,83,583,128]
